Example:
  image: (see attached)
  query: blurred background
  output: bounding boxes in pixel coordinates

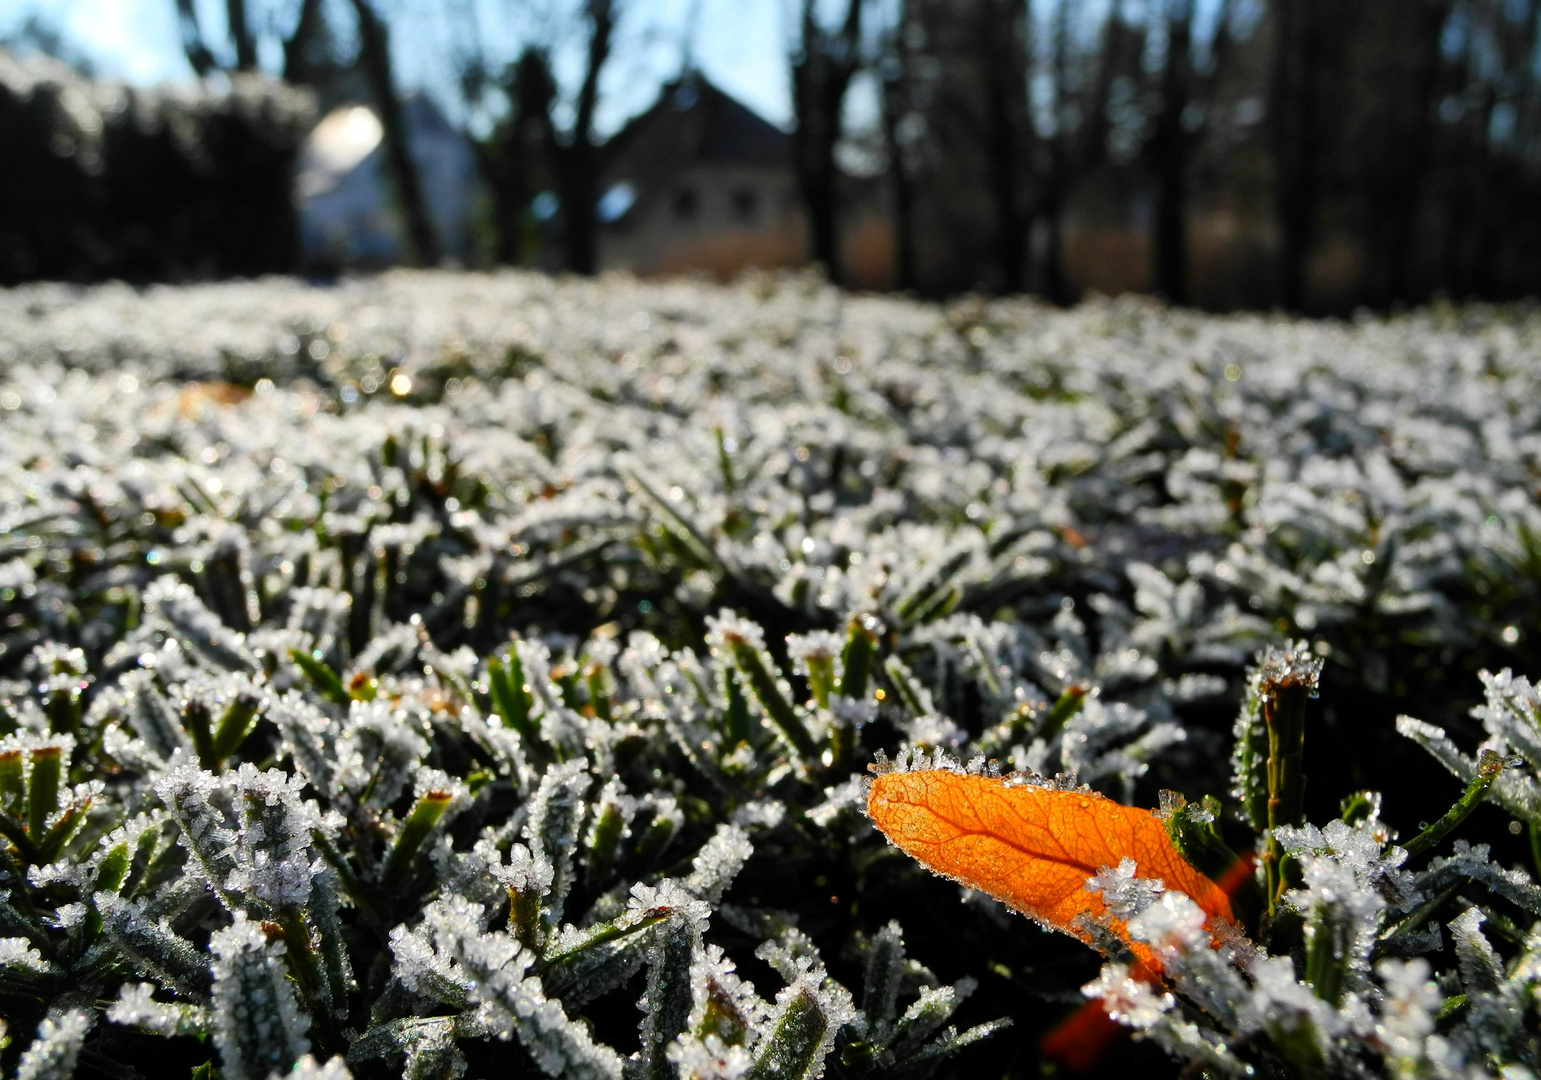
[2,0,1538,313]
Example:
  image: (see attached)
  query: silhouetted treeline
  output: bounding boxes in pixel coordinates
[856,0,1541,310]
[10,0,1541,311]
[0,53,313,284]
[453,0,1541,311]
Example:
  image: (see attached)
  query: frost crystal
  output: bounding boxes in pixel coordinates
[1082,963,1174,1029]
[107,982,209,1036]
[0,936,54,975]
[281,1055,354,1080]
[16,1007,93,1080]
[210,915,311,1080]
[12,273,1541,1080]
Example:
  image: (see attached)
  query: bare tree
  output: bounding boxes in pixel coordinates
[790,0,867,283]
[1439,0,1541,298]
[1140,0,1233,306]
[1354,0,1455,306]
[172,0,316,79]
[445,0,620,273]
[478,48,558,266]
[346,0,442,266]
[282,0,330,86]
[1033,0,1128,303]
[173,0,219,76]
[878,0,919,291]
[1268,0,1331,311]
[226,0,258,71]
[978,0,1032,294]
[550,0,617,274]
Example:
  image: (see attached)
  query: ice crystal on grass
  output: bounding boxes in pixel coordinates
[0,936,53,975]
[1069,652,1541,1078]
[285,1055,354,1080]
[15,1007,92,1080]
[1400,668,1541,824]
[9,275,1541,1078]
[210,915,311,1080]
[107,981,209,1036]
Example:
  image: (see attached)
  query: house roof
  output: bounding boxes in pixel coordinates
[609,72,789,168]
[601,73,790,221]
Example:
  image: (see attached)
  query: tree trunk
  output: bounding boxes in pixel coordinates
[347,0,441,267]
[791,77,841,277]
[174,0,218,77]
[225,0,258,71]
[880,60,918,292]
[1269,0,1320,312]
[796,154,841,279]
[981,0,1030,294]
[790,0,863,285]
[471,142,519,266]
[1365,0,1452,306]
[282,0,327,85]
[1035,1,1122,305]
[1038,189,1070,305]
[475,49,557,268]
[1150,1,1192,305]
[548,0,614,275]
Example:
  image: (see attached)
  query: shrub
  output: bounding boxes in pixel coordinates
[0,52,313,284]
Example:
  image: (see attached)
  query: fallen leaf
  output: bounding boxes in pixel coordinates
[1039,998,1125,1072]
[866,766,1234,976]
[176,381,252,417]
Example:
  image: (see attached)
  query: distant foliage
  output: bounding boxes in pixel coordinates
[0,52,313,284]
[0,274,1539,1078]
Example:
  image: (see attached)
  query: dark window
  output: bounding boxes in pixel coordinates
[673,187,699,220]
[731,187,758,222]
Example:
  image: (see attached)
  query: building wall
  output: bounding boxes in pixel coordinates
[600,164,804,279]
[600,163,901,292]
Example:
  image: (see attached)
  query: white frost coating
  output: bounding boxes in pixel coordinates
[522,758,592,927]
[391,896,624,1080]
[1373,958,1466,1079]
[1420,840,1541,917]
[276,1054,355,1080]
[684,943,772,1050]
[1448,907,1505,995]
[227,762,324,910]
[730,800,785,830]
[1085,858,1167,922]
[466,840,556,899]
[680,824,754,905]
[749,941,855,1080]
[12,277,1541,1080]
[704,610,769,655]
[143,577,257,671]
[16,1007,93,1080]
[1400,668,1541,824]
[266,689,339,792]
[333,698,430,811]
[156,761,238,894]
[806,776,867,827]
[210,915,311,1080]
[1082,963,1175,1029]
[0,936,54,975]
[159,760,322,913]
[107,982,209,1036]
[668,1035,756,1080]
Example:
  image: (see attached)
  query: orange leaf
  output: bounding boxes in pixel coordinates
[865,766,1234,976]
[1040,998,1125,1072]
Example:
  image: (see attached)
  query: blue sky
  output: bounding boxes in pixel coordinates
[0,0,796,132]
